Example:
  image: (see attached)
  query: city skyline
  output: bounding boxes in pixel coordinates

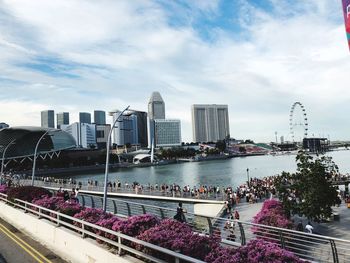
[1,1,350,142]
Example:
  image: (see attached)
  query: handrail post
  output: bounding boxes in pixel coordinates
[82,223,86,238]
[279,230,285,249]
[117,236,122,255]
[238,222,246,245]
[330,239,339,263]
[112,200,117,214]
[206,217,213,236]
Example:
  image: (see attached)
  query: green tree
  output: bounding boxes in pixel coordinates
[215,140,226,152]
[275,151,338,222]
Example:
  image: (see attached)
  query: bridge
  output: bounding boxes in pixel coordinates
[21,179,226,218]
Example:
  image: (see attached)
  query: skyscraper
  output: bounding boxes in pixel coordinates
[192,104,230,143]
[41,110,55,128]
[94,110,106,125]
[79,112,91,124]
[56,112,69,129]
[113,110,148,147]
[148,91,165,120]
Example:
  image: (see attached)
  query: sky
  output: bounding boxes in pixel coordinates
[0,0,349,143]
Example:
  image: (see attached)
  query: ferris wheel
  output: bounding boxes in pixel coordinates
[289,102,308,142]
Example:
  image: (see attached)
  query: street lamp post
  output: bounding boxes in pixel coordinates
[0,139,16,185]
[31,130,52,186]
[246,168,250,187]
[103,106,130,212]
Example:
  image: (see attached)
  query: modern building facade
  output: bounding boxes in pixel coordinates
[96,124,111,149]
[61,122,96,148]
[192,104,230,143]
[154,119,181,147]
[79,112,91,124]
[112,110,148,147]
[41,110,55,128]
[94,110,106,125]
[56,112,69,129]
[148,91,165,120]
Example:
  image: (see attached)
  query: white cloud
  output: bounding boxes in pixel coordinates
[0,0,349,143]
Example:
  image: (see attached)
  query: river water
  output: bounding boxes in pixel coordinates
[64,150,350,188]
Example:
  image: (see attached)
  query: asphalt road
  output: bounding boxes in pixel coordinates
[0,217,66,263]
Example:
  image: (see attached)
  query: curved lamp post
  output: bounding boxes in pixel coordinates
[31,129,53,186]
[103,105,130,212]
[0,138,16,185]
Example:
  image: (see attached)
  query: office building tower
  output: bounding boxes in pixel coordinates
[192,104,230,142]
[94,110,106,125]
[113,110,148,147]
[61,122,96,148]
[148,91,165,120]
[56,112,69,129]
[41,110,55,128]
[79,112,91,124]
[154,119,181,147]
[96,124,111,149]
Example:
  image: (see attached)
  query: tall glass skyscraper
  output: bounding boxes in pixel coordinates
[56,112,69,129]
[79,112,91,124]
[41,110,55,128]
[148,91,165,120]
[94,110,106,125]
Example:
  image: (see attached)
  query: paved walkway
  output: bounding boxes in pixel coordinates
[317,202,350,240]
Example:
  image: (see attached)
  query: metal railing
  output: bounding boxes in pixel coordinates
[76,193,350,263]
[2,188,350,263]
[0,192,204,263]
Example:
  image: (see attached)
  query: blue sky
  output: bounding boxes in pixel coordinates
[0,0,349,142]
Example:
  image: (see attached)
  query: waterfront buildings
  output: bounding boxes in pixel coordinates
[192,104,230,142]
[147,91,182,148]
[148,91,165,119]
[96,124,111,149]
[112,110,148,147]
[56,112,69,129]
[94,110,106,125]
[154,119,181,147]
[41,110,55,128]
[61,122,97,148]
[79,112,91,124]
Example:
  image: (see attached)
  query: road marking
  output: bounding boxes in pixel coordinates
[0,223,52,263]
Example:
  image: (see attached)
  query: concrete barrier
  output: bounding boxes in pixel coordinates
[0,202,141,263]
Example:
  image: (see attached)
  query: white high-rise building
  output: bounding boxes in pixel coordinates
[154,119,181,147]
[61,122,97,148]
[192,104,230,143]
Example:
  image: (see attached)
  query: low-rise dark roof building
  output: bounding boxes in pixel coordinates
[0,126,76,159]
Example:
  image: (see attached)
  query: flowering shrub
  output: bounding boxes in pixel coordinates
[253,200,294,229]
[7,186,52,202]
[137,219,218,261]
[74,208,113,231]
[0,185,8,194]
[33,196,65,211]
[96,216,120,243]
[56,201,83,217]
[205,239,306,263]
[112,214,160,237]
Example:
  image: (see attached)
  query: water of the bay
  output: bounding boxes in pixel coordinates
[64,150,350,188]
